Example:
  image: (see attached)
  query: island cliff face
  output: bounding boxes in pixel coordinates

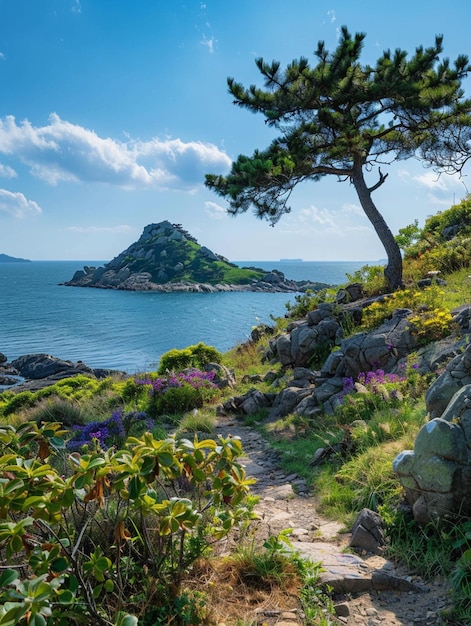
[64,221,327,293]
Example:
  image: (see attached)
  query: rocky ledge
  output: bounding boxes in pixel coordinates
[0,352,126,392]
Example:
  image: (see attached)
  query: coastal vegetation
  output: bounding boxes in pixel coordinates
[4,196,471,623]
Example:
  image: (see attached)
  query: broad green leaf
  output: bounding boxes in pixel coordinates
[157,451,174,467]
[0,569,18,586]
[50,557,69,574]
[27,614,47,626]
[94,556,112,572]
[56,589,74,604]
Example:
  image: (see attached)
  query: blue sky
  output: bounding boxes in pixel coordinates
[1,0,471,262]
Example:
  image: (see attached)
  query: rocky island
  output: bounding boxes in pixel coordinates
[64,221,328,293]
[0,253,31,263]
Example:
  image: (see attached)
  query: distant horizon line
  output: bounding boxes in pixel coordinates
[5,258,381,264]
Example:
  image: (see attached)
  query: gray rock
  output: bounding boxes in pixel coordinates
[221,388,274,416]
[350,508,385,555]
[426,342,471,418]
[269,386,313,419]
[336,282,365,304]
[289,324,320,366]
[11,354,94,380]
[204,362,236,389]
[394,383,471,523]
[275,334,293,366]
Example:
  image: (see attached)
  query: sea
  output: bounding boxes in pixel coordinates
[0,259,368,375]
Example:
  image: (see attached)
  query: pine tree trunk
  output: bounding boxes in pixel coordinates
[351,167,403,291]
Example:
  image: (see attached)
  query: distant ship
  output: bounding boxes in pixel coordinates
[279,258,303,262]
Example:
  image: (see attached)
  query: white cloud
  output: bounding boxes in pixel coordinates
[298,205,337,228]
[66,225,134,234]
[0,52,5,61]
[341,202,364,217]
[280,203,372,240]
[0,163,17,178]
[412,171,449,190]
[204,200,227,219]
[327,10,336,23]
[71,0,81,14]
[200,34,216,53]
[0,114,232,191]
[0,189,42,217]
[399,168,464,192]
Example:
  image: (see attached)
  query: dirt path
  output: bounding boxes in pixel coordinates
[212,414,454,626]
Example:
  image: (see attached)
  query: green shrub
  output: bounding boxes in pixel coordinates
[0,421,254,625]
[345,263,388,295]
[2,391,36,416]
[151,384,203,416]
[137,370,220,419]
[158,342,222,374]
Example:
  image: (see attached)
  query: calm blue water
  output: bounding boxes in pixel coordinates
[0,260,365,374]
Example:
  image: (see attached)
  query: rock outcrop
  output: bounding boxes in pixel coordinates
[393,340,471,524]
[393,384,471,525]
[1,353,125,391]
[64,221,328,293]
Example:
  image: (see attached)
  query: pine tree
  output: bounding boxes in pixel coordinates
[206,27,471,290]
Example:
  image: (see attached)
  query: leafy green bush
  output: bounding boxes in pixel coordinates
[137,369,220,419]
[345,263,388,295]
[1,391,36,416]
[158,342,222,374]
[422,195,471,239]
[402,196,471,276]
[0,421,254,625]
[284,288,336,319]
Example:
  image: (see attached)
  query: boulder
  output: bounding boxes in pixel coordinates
[11,354,94,380]
[220,389,275,416]
[321,309,416,380]
[274,333,294,366]
[268,386,314,419]
[426,342,471,418]
[336,282,365,304]
[394,384,471,524]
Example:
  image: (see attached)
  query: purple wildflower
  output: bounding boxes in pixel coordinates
[67,410,154,451]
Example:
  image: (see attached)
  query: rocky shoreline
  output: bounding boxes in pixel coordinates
[63,266,329,293]
[0,352,125,392]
